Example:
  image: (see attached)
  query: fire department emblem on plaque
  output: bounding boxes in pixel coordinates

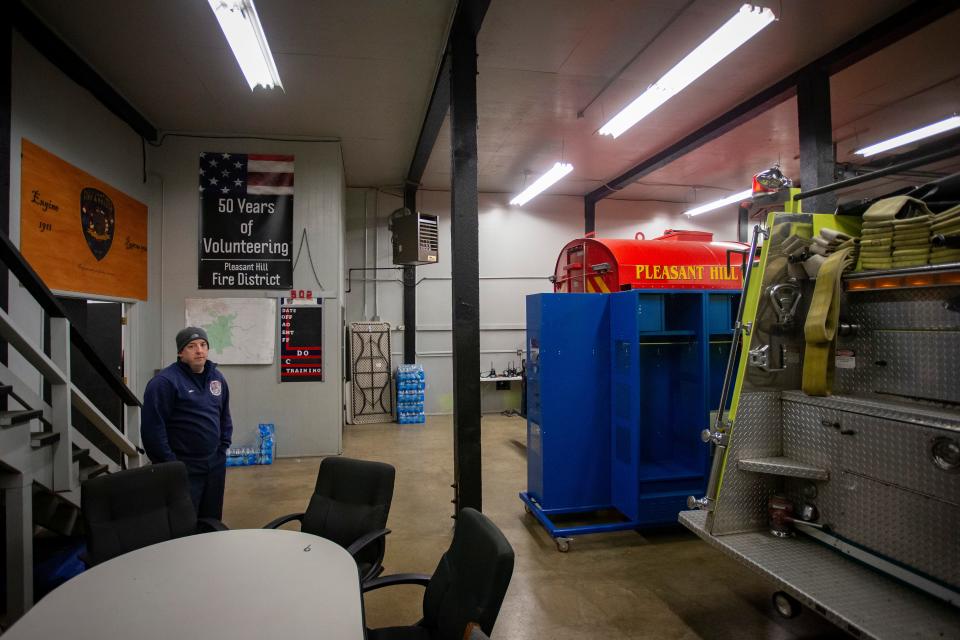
[80,187,115,261]
[210,380,222,396]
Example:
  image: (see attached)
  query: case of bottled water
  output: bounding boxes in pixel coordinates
[396,364,426,424]
[226,423,276,466]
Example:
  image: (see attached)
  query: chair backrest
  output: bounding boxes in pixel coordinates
[81,461,197,566]
[301,456,396,568]
[422,508,515,639]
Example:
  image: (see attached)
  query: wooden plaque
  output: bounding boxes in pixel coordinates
[20,139,148,300]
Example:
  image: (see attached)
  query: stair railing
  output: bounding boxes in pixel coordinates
[0,229,142,624]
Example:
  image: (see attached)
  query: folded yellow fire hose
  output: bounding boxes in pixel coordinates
[802,246,856,396]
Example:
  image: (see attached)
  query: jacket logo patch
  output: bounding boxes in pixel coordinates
[209,380,222,396]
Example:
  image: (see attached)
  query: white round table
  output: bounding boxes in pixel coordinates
[5,529,364,639]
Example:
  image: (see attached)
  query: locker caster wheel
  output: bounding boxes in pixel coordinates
[555,537,571,553]
[523,504,532,514]
[772,591,801,619]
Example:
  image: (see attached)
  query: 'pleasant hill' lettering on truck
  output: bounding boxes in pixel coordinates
[634,264,740,281]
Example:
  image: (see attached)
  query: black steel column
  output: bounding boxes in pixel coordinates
[737,204,750,243]
[584,197,596,235]
[1,18,10,368]
[402,184,417,364]
[449,10,481,513]
[797,68,836,213]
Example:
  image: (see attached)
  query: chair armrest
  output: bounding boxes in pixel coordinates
[346,528,391,557]
[197,517,229,532]
[262,513,305,529]
[362,573,431,593]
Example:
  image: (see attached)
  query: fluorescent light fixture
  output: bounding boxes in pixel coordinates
[599,4,775,138]
[208,0,283,91]
[855,115,960,157]
[684,189,752,217]
[510,162,574,206]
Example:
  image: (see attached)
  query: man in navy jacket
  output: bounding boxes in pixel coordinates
[141,327,233,520]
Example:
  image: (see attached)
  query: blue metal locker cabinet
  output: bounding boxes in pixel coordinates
[610,290,738,525]
[522,290,738,549]
[523,294,610,513]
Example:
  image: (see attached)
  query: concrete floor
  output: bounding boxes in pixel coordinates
[223,414,847,639]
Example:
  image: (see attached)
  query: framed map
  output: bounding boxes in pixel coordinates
[184,298,276,365]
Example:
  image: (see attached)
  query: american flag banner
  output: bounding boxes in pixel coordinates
[198,151,294,290]
[199,152,294,196]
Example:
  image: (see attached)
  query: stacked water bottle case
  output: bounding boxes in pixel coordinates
[226,423,276,466]
[396,364,426,424]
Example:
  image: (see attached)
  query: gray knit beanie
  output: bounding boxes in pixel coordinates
[176,327,209,352]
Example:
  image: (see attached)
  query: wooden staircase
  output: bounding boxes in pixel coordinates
[0,232,143,626]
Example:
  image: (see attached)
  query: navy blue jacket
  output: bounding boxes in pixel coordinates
[141,360,233,470]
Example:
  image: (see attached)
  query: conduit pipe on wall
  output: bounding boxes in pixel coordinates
[373,189,380,321]
[392,350,522,358]
[362,189,369,320]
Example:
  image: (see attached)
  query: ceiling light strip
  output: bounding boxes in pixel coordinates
[683,189,753,217]
[599,4,775,138]
[208,0,283,91]
[510,163,574,206]
[855,115,960,157]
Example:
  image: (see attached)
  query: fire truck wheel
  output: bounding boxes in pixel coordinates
[772,591,801,619]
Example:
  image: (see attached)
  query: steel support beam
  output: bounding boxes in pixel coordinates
[585,77,796,204]
[11,1,157,142]
[797,68,836,213]
[402,185,417,364]
[407,57,450,187]
[584,197,596,235]
[737,204,750,243]
[405,0,489,188]
[586,1,957,204]
[449,9,481,513]
[401,1,489,514]
[1,18,9,369]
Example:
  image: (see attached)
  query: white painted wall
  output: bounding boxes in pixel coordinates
[10,32,346,458]
[149,137,345,457]
[344,188,738,415]
[9,32,162,402]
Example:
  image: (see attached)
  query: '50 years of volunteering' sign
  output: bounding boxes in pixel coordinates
[198,152,293,289]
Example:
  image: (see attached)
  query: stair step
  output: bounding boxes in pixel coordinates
[30,431,61,449]
[72,447,91,461]
[32,488,61,524]
[737,456,830,481]
[47,502,80,537]
[1,408,43,428]
[83,464,109,479]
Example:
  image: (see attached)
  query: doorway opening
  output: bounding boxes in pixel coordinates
[54,297,126,465]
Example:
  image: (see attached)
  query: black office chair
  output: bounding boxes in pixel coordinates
[264,456,395,585]
[463,622,491,640]
[363,508,515,640]
[81,461,227,567]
